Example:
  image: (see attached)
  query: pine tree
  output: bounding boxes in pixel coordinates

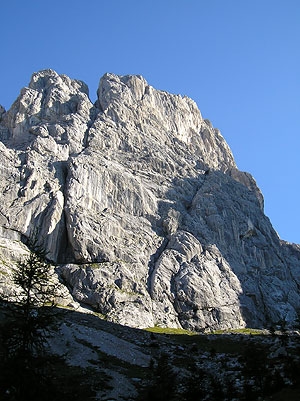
[0,242,61,400]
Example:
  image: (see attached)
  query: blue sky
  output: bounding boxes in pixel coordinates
[1,0,300,243]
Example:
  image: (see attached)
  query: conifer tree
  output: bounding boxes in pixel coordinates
[0,239,61,400]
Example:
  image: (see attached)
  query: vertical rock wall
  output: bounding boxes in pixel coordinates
[1,70,300,330]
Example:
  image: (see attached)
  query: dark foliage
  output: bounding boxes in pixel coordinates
[137,353,178,401]
[1,243,61,353]
[0,243,62,400]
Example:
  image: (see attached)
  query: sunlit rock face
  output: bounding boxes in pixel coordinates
[1,69,300,330]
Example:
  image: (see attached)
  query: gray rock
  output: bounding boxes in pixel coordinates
[1,69,300,331]
[0,105,5,121]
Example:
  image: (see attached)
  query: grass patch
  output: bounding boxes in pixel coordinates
[146,326,264,336]
[92,310,107,319]
[145,326,197,335]
[144,326,268,355]
[212,328,265,335]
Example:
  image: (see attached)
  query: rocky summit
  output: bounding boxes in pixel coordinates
[1,69,300,331]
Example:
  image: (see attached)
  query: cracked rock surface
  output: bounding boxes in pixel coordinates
[1,69,300,330]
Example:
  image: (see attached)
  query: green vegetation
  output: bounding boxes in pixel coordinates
[0,242,64,400]
[138,328,300,401]
[88,262,103,269]
[145,326,197,335]
[212,327,265,335]
[146,326,265,336]
[143,326,274,356]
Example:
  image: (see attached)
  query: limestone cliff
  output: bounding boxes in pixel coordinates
[1,69,300,330]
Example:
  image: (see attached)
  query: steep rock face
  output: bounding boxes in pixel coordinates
[0,70,94,262]
[1,70,300,330]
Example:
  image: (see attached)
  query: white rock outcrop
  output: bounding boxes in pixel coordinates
[1,69,300,330]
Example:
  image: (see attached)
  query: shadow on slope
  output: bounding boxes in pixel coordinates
[2,303,300,401]
[149,169,300,330]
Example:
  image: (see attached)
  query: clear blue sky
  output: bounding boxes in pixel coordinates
[1,0,299,243]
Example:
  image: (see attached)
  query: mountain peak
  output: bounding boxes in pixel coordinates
[0,70,300,331]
